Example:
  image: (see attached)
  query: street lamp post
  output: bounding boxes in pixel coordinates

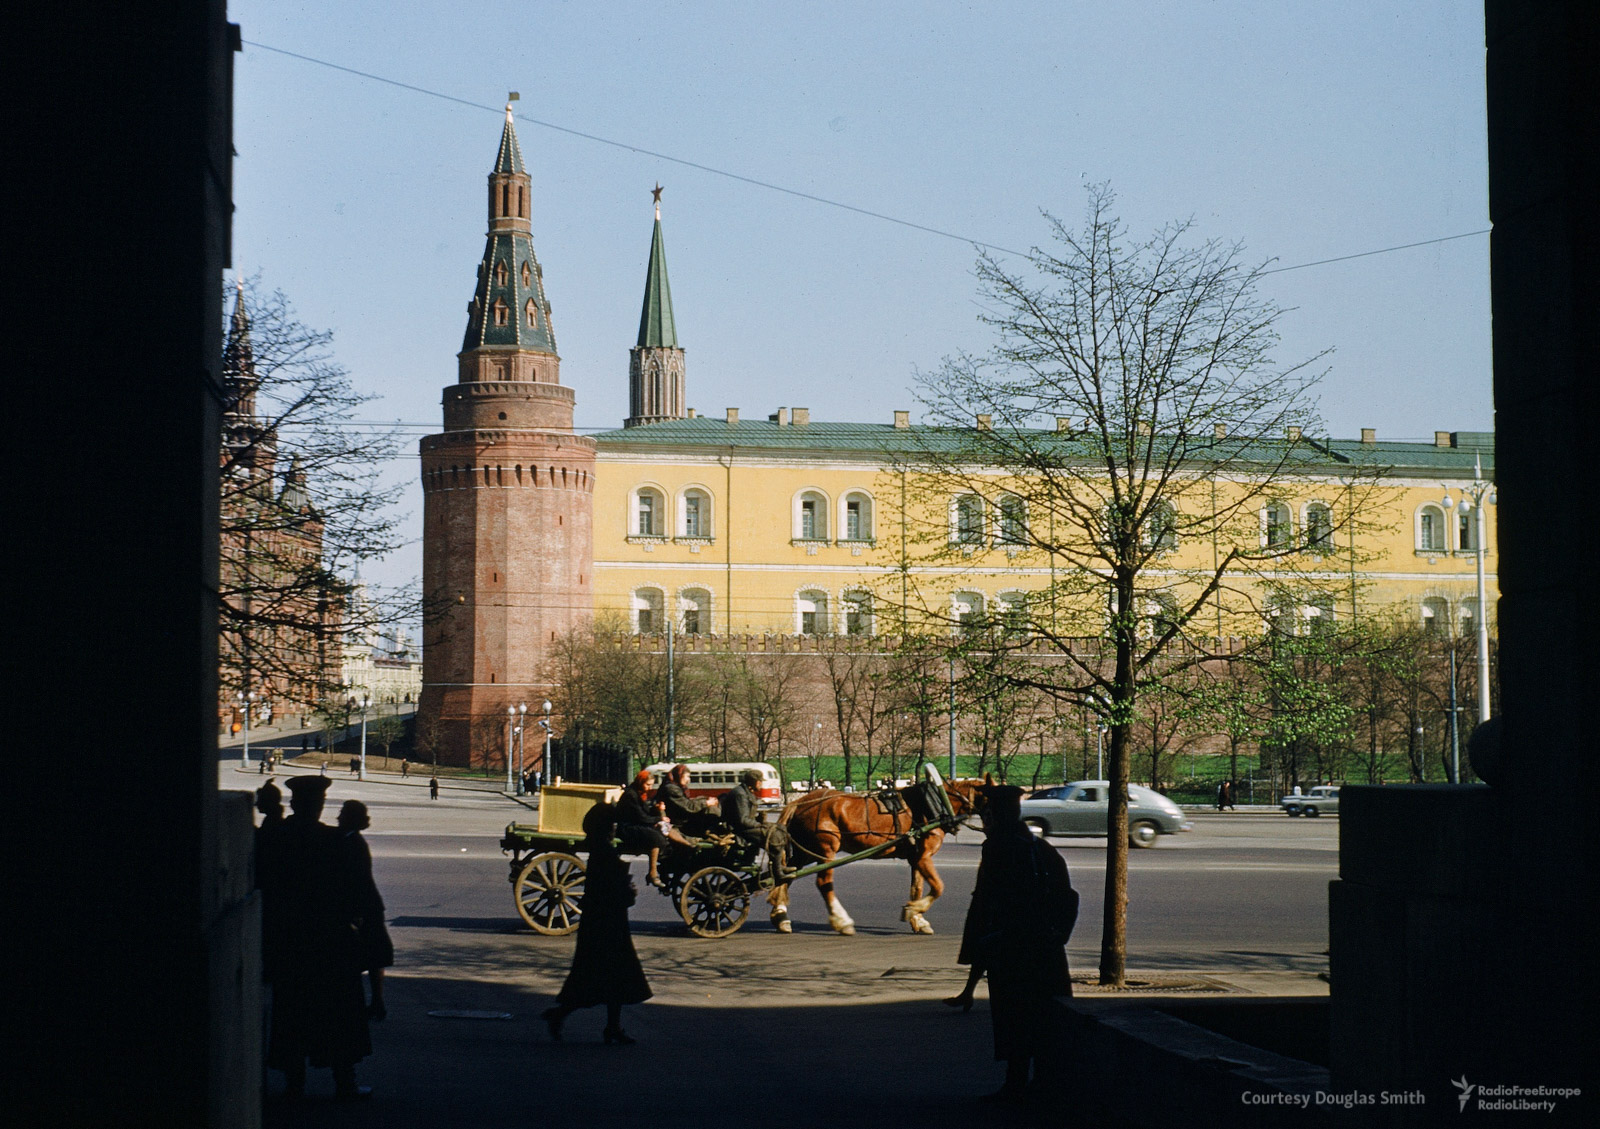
[514,701,527,794]
[358,693,370,780]
[538,700,552,790]
[1442,457,1495,726]
[505,706,516,793]
[1096,722,1107,780]
[239,690,256,770]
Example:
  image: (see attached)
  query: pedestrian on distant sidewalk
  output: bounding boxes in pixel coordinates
[429,776,439,801]
[541,803,652,1044]
[401,758,409,778]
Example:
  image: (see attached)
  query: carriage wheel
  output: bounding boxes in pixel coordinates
[678,866,751,938]
[514,852,586,935]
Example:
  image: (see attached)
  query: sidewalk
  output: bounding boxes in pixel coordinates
[262,952,1323,1129]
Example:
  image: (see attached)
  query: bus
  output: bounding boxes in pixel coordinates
[641,762,783,808]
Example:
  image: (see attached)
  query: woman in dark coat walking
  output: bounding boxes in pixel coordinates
[541,803,652,1044]
[337,800,395,1020]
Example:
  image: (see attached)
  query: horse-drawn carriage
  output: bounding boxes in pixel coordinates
[500,765,971,938]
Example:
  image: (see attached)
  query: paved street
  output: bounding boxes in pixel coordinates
[236,769,1334,1126]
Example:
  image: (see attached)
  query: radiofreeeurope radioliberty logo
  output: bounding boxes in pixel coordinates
[1450,1076,1581,1114]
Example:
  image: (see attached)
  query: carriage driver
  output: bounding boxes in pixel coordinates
[719,769,793,879]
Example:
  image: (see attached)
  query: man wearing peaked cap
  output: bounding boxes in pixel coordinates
[264,774,373,1101]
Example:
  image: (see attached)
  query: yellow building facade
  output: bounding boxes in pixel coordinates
[591,414,1496,643]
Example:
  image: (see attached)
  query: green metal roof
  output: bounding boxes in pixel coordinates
[493,114,525,175]
[461,232,557,353]
[593,417,1495,476]
[635,217,678,349]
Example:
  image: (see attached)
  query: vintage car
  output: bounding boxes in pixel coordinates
[1281,785,1340,817]
[1020,781,1192,847]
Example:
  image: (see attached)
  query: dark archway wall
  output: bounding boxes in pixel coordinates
[1329,4,1598,1119]
[11,3,258,1126]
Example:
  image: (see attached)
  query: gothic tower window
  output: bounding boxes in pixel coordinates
[495,260,508,287]
[521,261,532,287]
[493,299,508,326]
[525,299,538,328]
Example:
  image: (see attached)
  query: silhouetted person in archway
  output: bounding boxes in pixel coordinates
[263,776,372,1101]
[970,783,1078,1102]
[336,800,394,1021]
[541,803,652,1044]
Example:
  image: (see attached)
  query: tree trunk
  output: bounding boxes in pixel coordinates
[1100,634,1134,986]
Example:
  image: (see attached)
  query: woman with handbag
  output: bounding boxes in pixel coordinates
[540,802,653,1044]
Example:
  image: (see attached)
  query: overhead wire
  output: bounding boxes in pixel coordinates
[243,39,1488,275]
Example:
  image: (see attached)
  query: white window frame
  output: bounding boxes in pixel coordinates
[1416,504,1448,553]
[796,589,829,635]
[793,490,829,542]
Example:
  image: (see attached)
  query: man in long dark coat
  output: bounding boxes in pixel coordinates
[262,776,372,1101]
[970,783,1078,1100]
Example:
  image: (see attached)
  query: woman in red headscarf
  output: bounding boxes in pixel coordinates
[615,770,693,886]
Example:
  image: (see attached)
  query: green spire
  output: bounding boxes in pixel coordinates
[636,196,678,348]
[494,100,525,175]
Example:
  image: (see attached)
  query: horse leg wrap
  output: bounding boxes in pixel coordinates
[770,907,792,934]
[902,895,934,917]
[907,912,935,935]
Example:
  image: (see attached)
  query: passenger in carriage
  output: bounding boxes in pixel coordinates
[616,770,694,888]
[654,763,721,836]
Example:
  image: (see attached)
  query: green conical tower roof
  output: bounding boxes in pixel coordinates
[493,106,525,175]
[636,204,678,349]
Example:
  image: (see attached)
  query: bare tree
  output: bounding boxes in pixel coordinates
[219,277,410,714]
[906,184,1385,984]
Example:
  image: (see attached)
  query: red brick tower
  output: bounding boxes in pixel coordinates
[418,102,595,768]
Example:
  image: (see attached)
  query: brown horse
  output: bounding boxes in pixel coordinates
[766,778,985,935]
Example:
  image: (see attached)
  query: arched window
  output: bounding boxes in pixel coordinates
[1459,597,1482,637]
[1305,596,1334,634]
[997,591,1029,635]
[1144,502,1177,551]
[521,261,532,287]
[492,299,508,327]
[681,488,712,538]
[998,495,1027,546]
[1421,597,1450,635]
[841,491,874,541]
[524,299,538,328]
[680,588,711,635]
[795,490,828,541]
[843,590,873,636]
[1457,507,1477,551]
[952,590,986,634]
[1265,592,1297,636]
[1143,592,1180,639]
[1263,502,1292,548]
[797,590,829,635]
[1417,505,1447,552]
[633,588,664,634]
[495,260,508,287]
[634,487,665,537]
[953,495,985,545]
[1305,503,1333,551]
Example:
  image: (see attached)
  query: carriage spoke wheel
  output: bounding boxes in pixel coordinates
[678,866,751,938]
[514,852,586,935]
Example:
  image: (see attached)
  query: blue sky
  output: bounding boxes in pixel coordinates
[231,1,1491,588]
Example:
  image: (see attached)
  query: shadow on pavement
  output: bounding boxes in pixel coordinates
[262,973,1127,1129]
